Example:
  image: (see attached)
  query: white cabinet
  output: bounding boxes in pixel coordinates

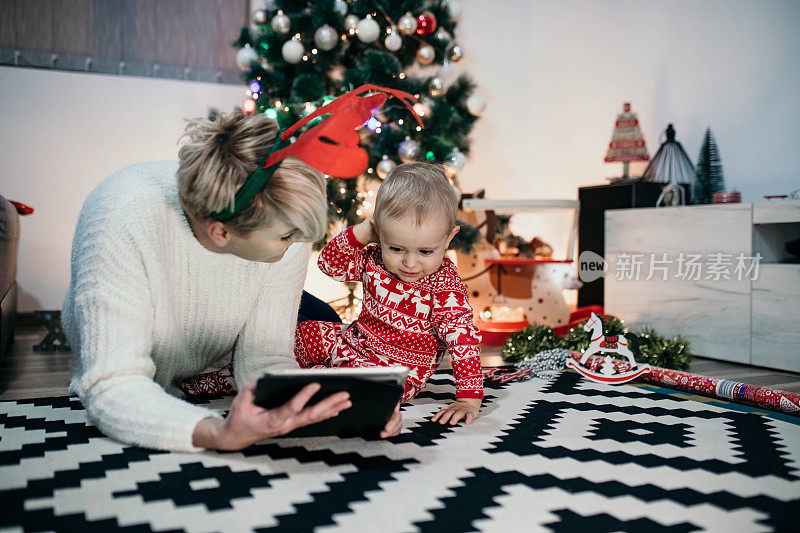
[604,201,800,371]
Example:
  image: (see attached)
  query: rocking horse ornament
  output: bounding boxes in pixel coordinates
[565,312,651,384]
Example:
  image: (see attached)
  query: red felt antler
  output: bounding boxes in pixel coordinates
[264,85,423,178]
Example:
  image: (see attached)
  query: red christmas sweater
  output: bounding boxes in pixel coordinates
[318,226,483,399]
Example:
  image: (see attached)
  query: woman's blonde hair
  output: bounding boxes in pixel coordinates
[374,161,458,232]
[177,109,327,240]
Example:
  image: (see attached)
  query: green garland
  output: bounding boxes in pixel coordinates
[502,319,692,371]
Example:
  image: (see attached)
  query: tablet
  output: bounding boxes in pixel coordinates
[253,366,409,438]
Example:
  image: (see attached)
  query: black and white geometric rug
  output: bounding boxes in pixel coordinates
[2,369,800,532]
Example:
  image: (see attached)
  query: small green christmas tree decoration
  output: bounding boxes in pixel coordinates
[692,128,726,204]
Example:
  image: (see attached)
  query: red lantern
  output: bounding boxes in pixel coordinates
[415,11,437,35]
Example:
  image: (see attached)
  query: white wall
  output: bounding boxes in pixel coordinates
[3,0,800,311]
[0,67,245,310]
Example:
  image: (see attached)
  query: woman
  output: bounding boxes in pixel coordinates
[62,108,401,452]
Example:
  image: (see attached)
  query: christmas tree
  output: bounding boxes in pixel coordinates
[604,102,649,179]
[692,128,725,204]
[234,0,483,236]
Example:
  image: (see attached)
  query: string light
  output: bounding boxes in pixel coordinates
[340,187,346,193]
[249,80,260,93]
[366,117,381,130]
[264,108,278,119]
[243,99,256,113]
[375,127,382,133]
[415,126,422,131]
[398,119,404,125]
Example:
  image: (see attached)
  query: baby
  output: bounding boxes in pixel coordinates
[295,161,483,425]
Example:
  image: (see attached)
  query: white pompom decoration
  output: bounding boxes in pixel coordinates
[466,93,487,116]
[235,45,258,71]
[357,15,380,43]
[282,39,305,64]
[384,30,402,51]
[314,24,338,51]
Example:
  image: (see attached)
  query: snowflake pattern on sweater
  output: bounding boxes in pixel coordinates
[310,226,483,400]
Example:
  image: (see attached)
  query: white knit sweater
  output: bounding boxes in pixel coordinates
[62,161,309,452]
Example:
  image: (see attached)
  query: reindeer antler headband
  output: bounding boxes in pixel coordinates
[212,84,423,221]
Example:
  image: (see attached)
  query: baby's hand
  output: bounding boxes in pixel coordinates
[431,398,481,425]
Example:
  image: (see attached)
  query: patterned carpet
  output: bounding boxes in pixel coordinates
[2,369,799,532]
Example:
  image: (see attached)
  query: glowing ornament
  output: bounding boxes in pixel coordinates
[344,14,360,33]
[270,10,291,34]
[397,12,417,35]
[384,29,402,51]
[376,156,396,179]
[243,99,256,113]
[248,80,260,93]
[398,137,420,162]
[416,44,435,65]
[334,0,347,16]
[466,93,487,116]
[251,9,268,27]
[426,151,436,161]
[282,39,304,64]
[235,45,258,71]
[415,11,437,35]
[446,42,464,62]
[357,15,380,43]
[314,24,338,50]
[264,108,278,119]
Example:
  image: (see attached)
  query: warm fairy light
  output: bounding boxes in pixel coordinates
[340,187,346,193]
[243,99,256,113]
[399,73,406,79]
[413,102,427,116]
[375,127,382,133]
[305,102,317,114]
[302,55,308,61]
[275,100,282,107]
[312,48,318,54]
[368,190,374,196]
[367,168,373,173]
[356,209,363,216]
[284,106,289,111]
[416,126,422,131]
[398,119,404,125]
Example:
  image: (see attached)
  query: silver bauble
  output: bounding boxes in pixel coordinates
[281,39,305,64]
[384,30,402,51]
[314,24,338,51]
[429,76,445,96]
[434,28,452,44]
[235,45,258,71]
[446,42,464,62]
[357,15,380,42]
[333,0,347,16]
[466,93,487,116]
[398,137,421,162]
[397,12,417,35]
[344,14,360,32]
[446,0,463,20]
[443,150,466,175]
[271,11,291,34]
[251,9,268,26]
[376,156,397,179]
[416,44,435,65]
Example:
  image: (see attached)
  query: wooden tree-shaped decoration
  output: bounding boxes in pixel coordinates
[604,102,650,179]
[692,128,726,204]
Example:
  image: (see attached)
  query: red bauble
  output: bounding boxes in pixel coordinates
[415,11,437,35]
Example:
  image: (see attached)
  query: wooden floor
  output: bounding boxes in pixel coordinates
[2,324,800,401]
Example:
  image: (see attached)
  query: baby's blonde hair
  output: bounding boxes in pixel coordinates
[177,109,327,240]
[374,161,458,233]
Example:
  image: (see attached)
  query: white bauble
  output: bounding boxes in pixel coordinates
[271,10,291,34]
[416,44,435,65]
[397,12,417,35]
[357,15,380,42]
[235,45,258,71]
[314,24,338,51]
[251,9,268,26]
[384,30,402,51]
[333,0,347,16]
[398,137,421,162]
[447,0,463,20]
[282,39,305,64]
[466,93,487,116]
[344,14,360,32]
[376,156,397,179]
[443,150,466,175]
